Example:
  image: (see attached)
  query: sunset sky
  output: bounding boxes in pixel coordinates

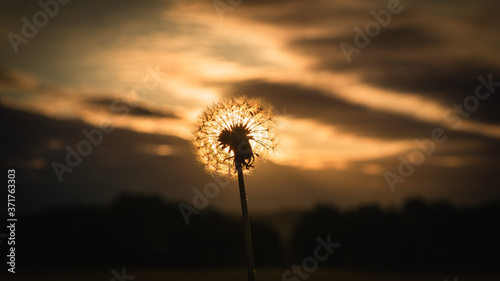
[1,0,499,214]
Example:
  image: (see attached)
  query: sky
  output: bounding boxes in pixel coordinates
[1,0,500,214]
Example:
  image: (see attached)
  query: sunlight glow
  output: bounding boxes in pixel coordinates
[273,118,415,170]
[193,97,277,176]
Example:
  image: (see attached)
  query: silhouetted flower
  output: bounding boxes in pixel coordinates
[193,96,277,176]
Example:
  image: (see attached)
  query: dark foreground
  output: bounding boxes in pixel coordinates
[0,268,497,281]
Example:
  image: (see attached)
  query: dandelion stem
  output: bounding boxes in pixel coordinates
[237,165,255,281]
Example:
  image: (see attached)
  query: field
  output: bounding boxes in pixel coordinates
[1,268,498,281]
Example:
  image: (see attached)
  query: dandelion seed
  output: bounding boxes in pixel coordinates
[193,96,277,176]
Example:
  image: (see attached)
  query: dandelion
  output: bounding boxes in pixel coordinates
[193,96,278,281]
[193,96,277,176]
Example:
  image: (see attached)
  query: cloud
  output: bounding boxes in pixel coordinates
[292,23,440,67]
[0,70,40,91]
[291,20,500,125]
[88,98,179,119]
[224,79,449,140]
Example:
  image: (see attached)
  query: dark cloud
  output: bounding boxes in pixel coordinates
[0,71,21,87]
[291,22,442,72]
[292,23,500,125]
[0,0,173,83]
[223,79,450,140]
[89,97,179,118]
[358,60,500,124]
[0,70,38,90]
[292,23,441,72]
[363,24,440,49]
[0,0,171,28]
[0,104,189,214]
[239,0,379,29]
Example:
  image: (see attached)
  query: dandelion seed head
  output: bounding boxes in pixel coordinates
[193,96,277,176]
